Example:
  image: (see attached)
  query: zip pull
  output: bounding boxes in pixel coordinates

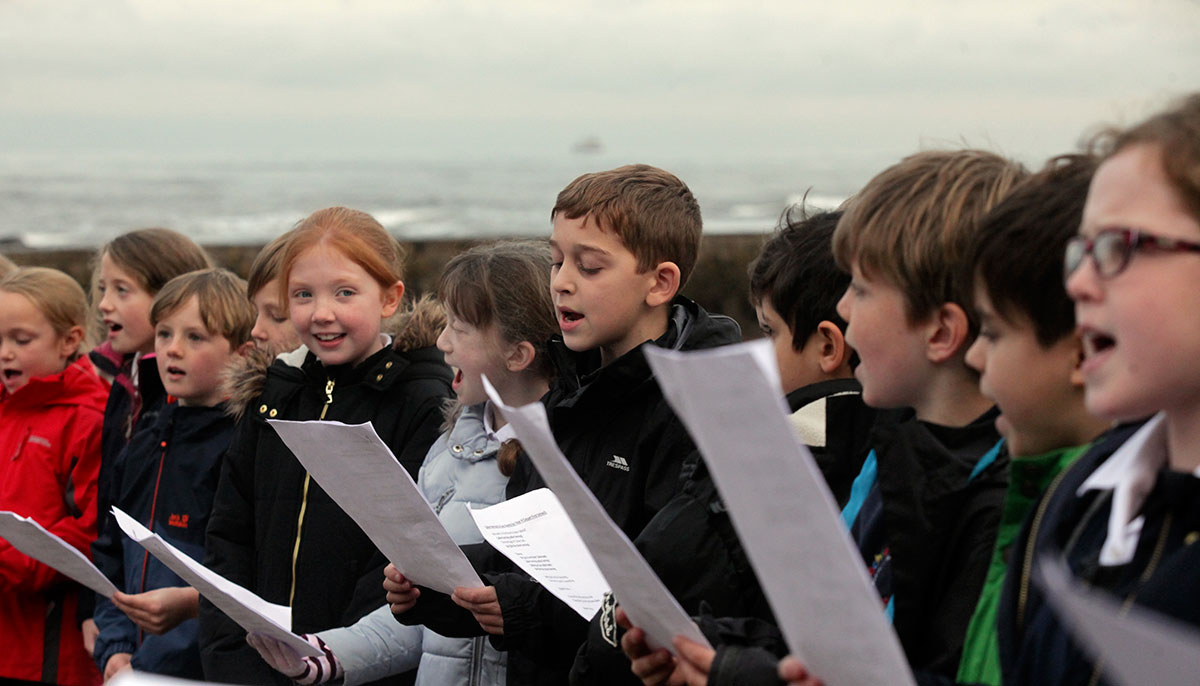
[320,378,336,420]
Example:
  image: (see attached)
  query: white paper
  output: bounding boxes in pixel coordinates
[468,488,609,620]
[0,510,117,597]
[111,507,322,658]
[644,341,916,686]
[1037,557,1200,686]
[482,376,710,652]
[268,419,483,594]
[108,670,240,686]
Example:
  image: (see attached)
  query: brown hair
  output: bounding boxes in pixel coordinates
[552,164,703,286]
[150,268,256,346]
[1092,92,1200,221]
[832,149,1028,325]
[0,267,92,361]
[970,154,1099,346]
[97,228,212,294]
[276,207,406,308]
[438,241,559,478]
[247,231,293,299]
[0,253,16,279]
[438,241,558,380]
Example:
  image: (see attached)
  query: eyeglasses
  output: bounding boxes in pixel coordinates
[1063,227,1200,281]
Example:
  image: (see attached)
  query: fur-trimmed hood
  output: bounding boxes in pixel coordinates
[222,294,446,421]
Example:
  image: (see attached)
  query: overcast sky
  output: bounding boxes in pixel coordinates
[2,0,1198,164]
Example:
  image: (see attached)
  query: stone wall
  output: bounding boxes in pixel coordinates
[4,234,768,340]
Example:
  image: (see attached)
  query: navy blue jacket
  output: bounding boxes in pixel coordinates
[92,400,234,679]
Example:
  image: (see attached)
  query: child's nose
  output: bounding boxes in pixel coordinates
[551,265,573,294]
[1064,256,1103,303]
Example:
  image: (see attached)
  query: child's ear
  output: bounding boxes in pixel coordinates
[380,280,405,318]
[814,321,851,374]
[505,341,537,373]
[925,303,971,363]
[645,262,681,308]
[59,325,85,360]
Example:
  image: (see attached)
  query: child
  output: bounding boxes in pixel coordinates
[245,240,559,686]
[388,165,743,684]
[570,206,879,685]
[953,154,1111,686]
[997,93,1200,686]
[86,228,211,656]
[248,231,303,355]
[200,207,453,685]
[0,267,108,686]
[748,206,876,507]
[628,150,1028,686]
[92,268,254,681]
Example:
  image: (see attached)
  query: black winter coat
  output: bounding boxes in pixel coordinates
[993,420,1200,686]
[199,305,451,686]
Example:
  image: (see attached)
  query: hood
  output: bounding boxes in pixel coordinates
[223,294,447,421]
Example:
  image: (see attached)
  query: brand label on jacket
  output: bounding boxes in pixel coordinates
[606,455,630,472]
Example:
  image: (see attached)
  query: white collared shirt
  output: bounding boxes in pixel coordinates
[1077,413,1200,566]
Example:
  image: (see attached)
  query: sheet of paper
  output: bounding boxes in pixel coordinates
[111,507,321,658]
[0,510,117,597]
[268,419,482,595]
[1037,557,1200,686]
[482,377,710,652]
[468,488,609,620]
[108,670,240,686]
[644,341,916,686]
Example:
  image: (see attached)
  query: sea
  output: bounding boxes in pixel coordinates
[0,151,884,249]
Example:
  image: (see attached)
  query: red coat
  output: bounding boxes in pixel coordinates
[0,357,107,686]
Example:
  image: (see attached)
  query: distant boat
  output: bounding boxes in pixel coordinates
[571,136,604,154]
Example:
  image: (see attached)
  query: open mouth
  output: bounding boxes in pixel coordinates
[3,369,20,380]
[313,333,345,343]
[451,367,464,390]
[1081,331,1116,360]
[106,321,123,334]
[166,365,185,377]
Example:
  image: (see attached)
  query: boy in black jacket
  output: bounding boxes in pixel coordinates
[93,269,254,680]
[570,207,879,685]
[387,164,741,685]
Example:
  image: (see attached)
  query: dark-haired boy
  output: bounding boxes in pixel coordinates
[389,164,742,684]
[952,155,1110,686]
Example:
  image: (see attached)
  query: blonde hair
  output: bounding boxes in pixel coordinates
[832,149,1028,324]
[151,268,256,346]
[0,254,16,279]
[276,207,406,308]
[0,267,91,361]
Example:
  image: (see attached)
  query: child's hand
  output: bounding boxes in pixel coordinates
[617,606,680,686]
[81,618,98,657]
[103,652,133,681]
[247,632,343,685]
[451,585,504,635]
[112,587,199,635]
[778,656,824,686]
[671,635,716,686]
[382,564,420,614]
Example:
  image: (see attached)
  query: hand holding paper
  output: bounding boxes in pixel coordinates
[111,507,322,658]
[481,376,709,653]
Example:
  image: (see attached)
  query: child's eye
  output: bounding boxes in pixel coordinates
[336,288,355,297]
[272,316,289,324]
[188,332,205,342]
[550,262,562,273]
[14,336,32,345]
[156,330,171,339]
[292,289,312,300]
[758,324,774,338]
[578,262,600,275]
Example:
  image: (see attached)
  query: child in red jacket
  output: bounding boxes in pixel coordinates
[0,267,108,686]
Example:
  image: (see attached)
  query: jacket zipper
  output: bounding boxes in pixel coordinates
[1085,513,1172,686]
[469,635,485,686]
[1015,466,1071,635]
[137,434,170,645]
[290,378,335,607]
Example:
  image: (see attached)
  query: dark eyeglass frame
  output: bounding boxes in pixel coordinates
[1063,227,1200,282]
